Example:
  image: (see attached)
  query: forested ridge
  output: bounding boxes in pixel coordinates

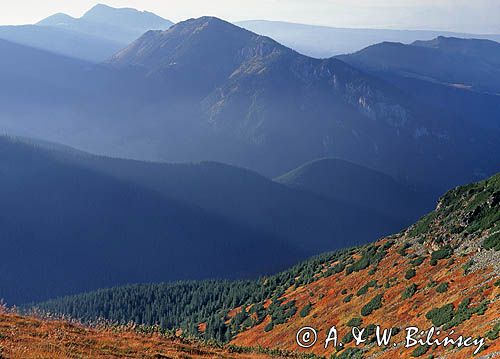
[33,247,359,342]
[33,174,500,352]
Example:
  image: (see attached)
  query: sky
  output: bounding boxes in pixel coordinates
[0,0,499,34]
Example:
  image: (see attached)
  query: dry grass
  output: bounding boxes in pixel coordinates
[0,310,274,359]
[231,237,500,358]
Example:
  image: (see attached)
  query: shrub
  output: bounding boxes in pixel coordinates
[332,347,363,359]
[361,294,383,316]
[426,304,454,327]
[409,213,436,237]
[412,345,430,357]
[405,269,416,280]
[343,294,353,303]
[431,246,453,262]
[462,260,474,275]
[264,322,274,332]
[402,284,418,299]
[300,303,312,318]
[427,280,437,288]
[485,323,500,340]
[345,244,391,276]
[346,317,362,327]
[411,256,425,266]
[483,232,500,251]
[356,280,378,296]
[341,331,354,344]
[442,298,489,330]
[435,282,448,293]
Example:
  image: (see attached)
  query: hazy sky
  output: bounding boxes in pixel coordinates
[1,0,499,33]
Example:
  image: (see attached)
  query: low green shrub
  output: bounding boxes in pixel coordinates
[300,303,312,318]
[435,282,448,293]
[402,283,418,299]
[483,232,500,251]
[405,268,416,280]
[346,317,362,327]
[361,294,383,316]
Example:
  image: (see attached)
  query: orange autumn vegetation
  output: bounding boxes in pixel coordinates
[228,177,500,358]
[231,234,500,358]
[0,311,276,359]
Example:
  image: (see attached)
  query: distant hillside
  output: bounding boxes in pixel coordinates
[237,20,500,58]
[337,36,500,94]
[337,37,500,133]
[38,4,173,44]
[0,25,123,62]
[35,174,500,358]
[0,136,307,304]
[0,136,417,304]
[107,18,499,189]
[0,4,173,62]
[18,137,410,255]
[275,158,435,222]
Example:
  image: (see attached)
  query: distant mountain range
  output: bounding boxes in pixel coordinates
[0,135,426,304]
[338,36,500,94]
[37,4,173,44]
[2,4,499,62]
[0,4,173,61]
[237,20,500,58]
[0,17,498,192]
[337,37,500,132]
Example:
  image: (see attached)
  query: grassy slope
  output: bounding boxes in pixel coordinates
[230,174,500,358]
[0,310,292,359]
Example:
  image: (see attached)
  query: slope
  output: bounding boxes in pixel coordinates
[0,310,298,359]
[34,174,500,358]
[275,158,435,222]
[337,37,500,94]
[16,137,407,257]
[0,136,304,305]
[107,18,500,189]
[0,25,123,62]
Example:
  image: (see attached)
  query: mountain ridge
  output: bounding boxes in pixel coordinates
[1,135,422,304]
[337,36,500,94]
[0,135,306,304]
[33,173,500,358]
[37,3,173,44]
[236,20,500,58]
[0,4,174,62]
[275,158,435,221]
[1,17,498,192]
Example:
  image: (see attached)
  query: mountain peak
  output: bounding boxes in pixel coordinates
[170,16,251,37]
[109,15,290,86]
[81,3,173,30]
[37,12,76,26]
